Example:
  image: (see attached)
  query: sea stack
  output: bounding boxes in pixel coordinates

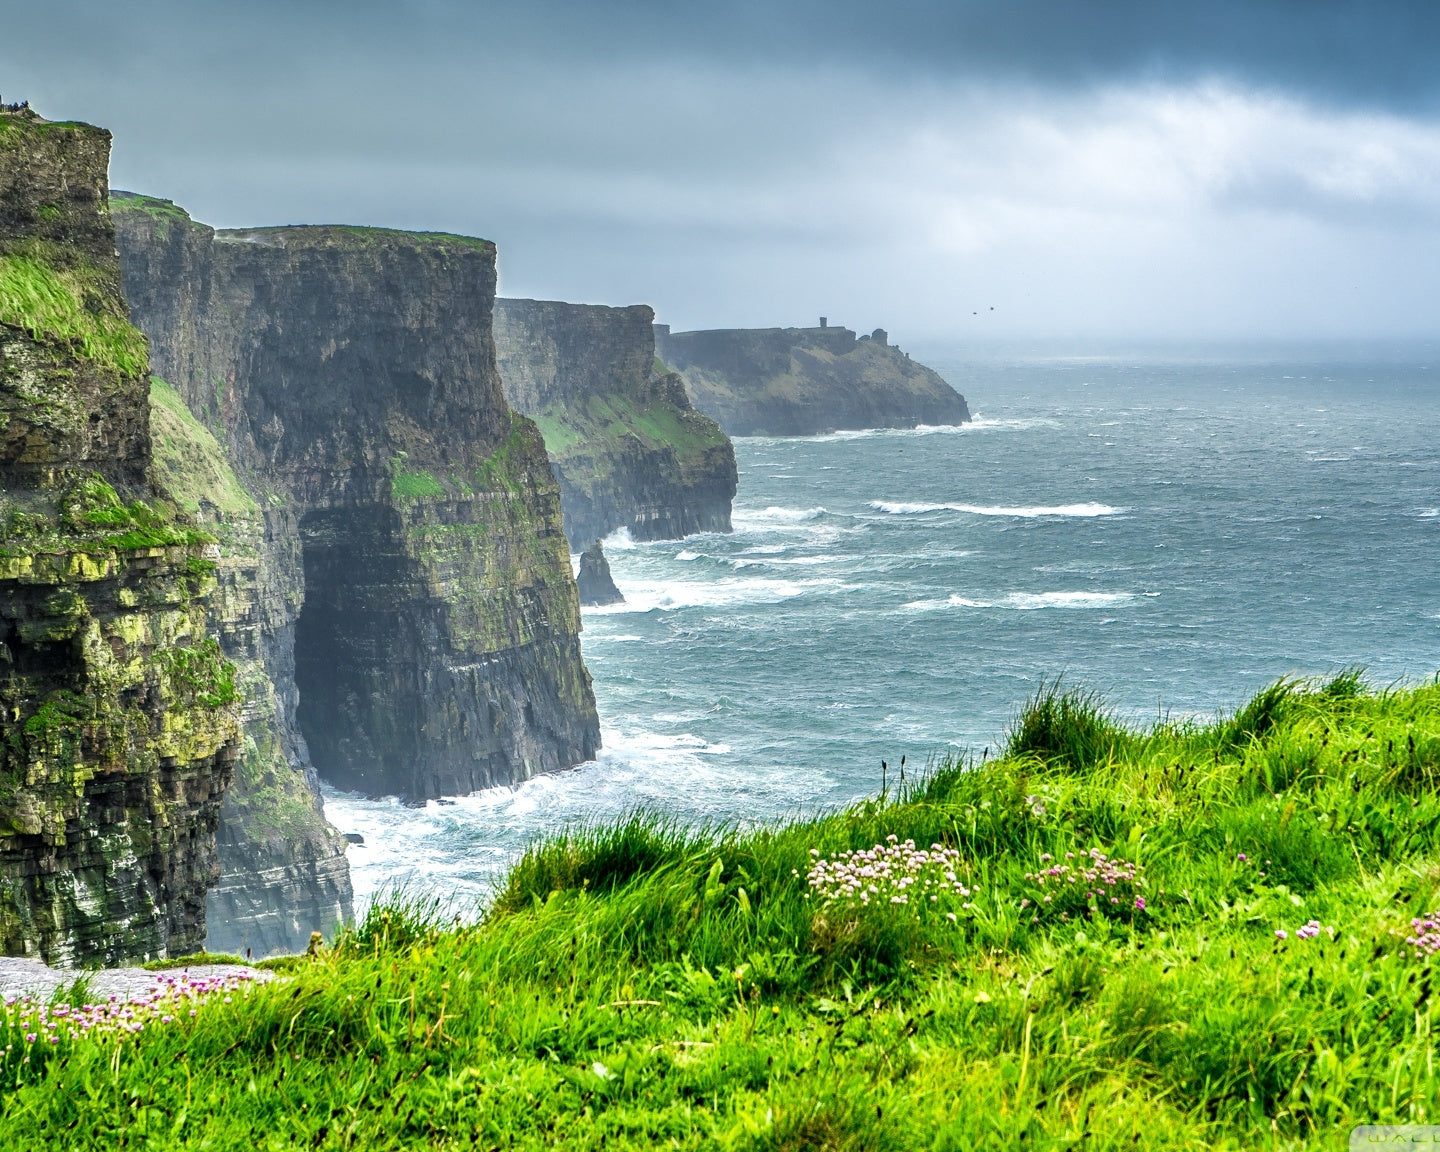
[577,542,624,607]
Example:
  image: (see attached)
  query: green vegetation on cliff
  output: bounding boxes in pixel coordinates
[531,388,729,465]
[0,106,242,964]
[149,378,259,518]
[218,224,494,256]
[0,250,148,377]
[0,471,216,560]
[108,193,193,240]
[3,674,1440,1147]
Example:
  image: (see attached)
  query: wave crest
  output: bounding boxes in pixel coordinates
[903,590,1138,612]
[871,500,1124,518]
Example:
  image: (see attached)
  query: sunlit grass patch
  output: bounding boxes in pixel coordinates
[3,674,1440,1147]
[0,252,148,377]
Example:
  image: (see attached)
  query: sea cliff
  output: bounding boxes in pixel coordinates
[494,299,736,547]
[655,322,970,436]
[114,195,601,949]
[0,110,240,964]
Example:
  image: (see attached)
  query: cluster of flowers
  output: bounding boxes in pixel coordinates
[1406,913,1440,957]
[803,836,972,919]
[1020,848,1147,920]
[1,970,255,1049]
[1275,919,1332,941]
[1235,853,1271,880]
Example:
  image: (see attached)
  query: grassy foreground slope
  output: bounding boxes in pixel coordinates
[5,675,1440,1148]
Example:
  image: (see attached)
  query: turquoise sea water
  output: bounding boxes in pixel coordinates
[327,348,1440,907]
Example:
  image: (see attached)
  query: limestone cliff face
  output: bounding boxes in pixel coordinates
[0,112,240,965]
[494,300,735,548]
[654,324,970,436]
[114,200,599,825]
[148,377,352,957]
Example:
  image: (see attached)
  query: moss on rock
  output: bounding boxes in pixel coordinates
[0,106,241,966]
[494,299,737,547]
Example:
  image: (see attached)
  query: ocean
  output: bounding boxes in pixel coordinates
[325,346,1440,909]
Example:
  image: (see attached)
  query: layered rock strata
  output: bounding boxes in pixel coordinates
[654,323,970,436]
[114,197,600,941]
[148,377,352,957]
[494,299,736,547]
[0,111,240,965]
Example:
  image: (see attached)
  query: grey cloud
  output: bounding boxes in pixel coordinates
[5,0,1440,340]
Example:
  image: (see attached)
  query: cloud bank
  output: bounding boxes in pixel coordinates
[5,0,1440,340]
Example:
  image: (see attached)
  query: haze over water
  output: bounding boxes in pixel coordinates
[328,345,1440,908]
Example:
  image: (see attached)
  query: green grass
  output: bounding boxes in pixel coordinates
[5,675,1440,1148]
[141,953,244,971]
[0,252,149,377]
[149,378,260,518]
[533,389,729,467]
[0,471,216,560]
[216,225,494,255]
[109,193,193,227]
[390,468,446,501]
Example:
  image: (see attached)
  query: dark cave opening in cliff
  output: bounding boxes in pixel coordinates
[293,506,417,799]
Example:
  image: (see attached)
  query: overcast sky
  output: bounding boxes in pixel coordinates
[7,1,1440,341]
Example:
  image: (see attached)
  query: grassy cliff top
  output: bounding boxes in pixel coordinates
[2,671,1438,1146]
[216,223,494,255]
[109,191,196,226]
[0,110,100,139]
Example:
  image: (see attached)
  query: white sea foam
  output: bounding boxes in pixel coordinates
[731,505,827,530]
[1007,591,1136,609]
[582,575,842,614]
[871,501,1124,518]
[743,416,1057,444]
[675,550,701,561]
[601,526,637,550]
[902,591,1137,612]
[731,554,842,568]
[324,723,824,910]
[902,595,997,610]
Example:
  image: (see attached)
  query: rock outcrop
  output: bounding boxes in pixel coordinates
[654,322,970,436]
[0,110,240,965]
[494,299,736,548]
[114,195,601,945]
[576,543,623,607]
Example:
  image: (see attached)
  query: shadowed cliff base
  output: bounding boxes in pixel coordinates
[494,298,736,549]
[147,376,353,957]
[655,322,970,436]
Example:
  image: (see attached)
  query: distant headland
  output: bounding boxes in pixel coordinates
[654,319,970,436]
